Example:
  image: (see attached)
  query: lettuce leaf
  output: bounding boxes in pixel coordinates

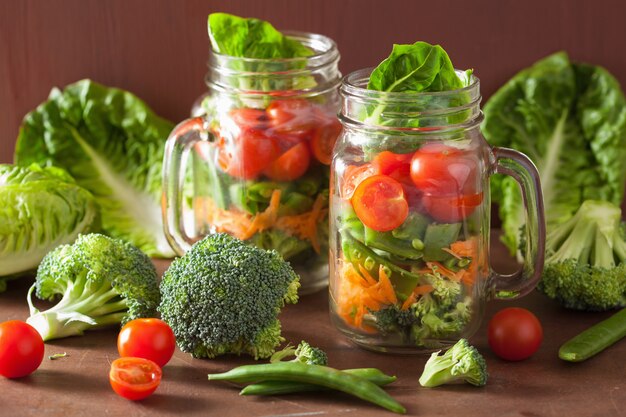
[15,80,175,257]
[483,52,626,254]
[0,164,99,285]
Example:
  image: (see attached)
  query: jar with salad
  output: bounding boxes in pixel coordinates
[329,42,545,352]
[163,14,342,293]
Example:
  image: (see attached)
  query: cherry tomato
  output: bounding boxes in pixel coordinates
[410,143,479,196]
[263,142,311,181]
[488,307,543,361]
[0,320,44,379]
[352,175,409,232]
[372,151,413,184]
[267,99,315,134]
[218,128,279,179]
[109,357,162,401]
[117,319,176,368]
[229,108,270,130]
[422,192,483,223]
[311,118,342,165]
[340,163,376,199]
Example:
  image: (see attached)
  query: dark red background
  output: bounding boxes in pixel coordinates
[1,0,625,163]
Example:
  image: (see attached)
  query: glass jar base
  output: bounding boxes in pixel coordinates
[294,263,329,295]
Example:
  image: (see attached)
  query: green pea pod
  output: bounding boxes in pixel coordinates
[240,367,397,395]
[364,226,423,260]
[559,308,626,362]
[294,176,321,196]
[278,192,314,216]
[208,363,406,414]
[247,181,289,202]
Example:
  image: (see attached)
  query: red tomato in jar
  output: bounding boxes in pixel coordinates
[229,108,270,130]
[0,320,44,379]
[372,151,413,184]
[264,142,311,181]
[410,143,479,196]
[217,128,280,180]
[311,118,342,165]
[109,357,162,401]
[267,99,316,135]
[488,307,543,361]
[340,163,376,199]
[351,175,409,232]
[117,318,176,368]
[421,192,483,223]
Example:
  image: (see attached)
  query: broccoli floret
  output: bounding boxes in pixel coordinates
[419,339,488,387]
[158,233,300,359]
[26,233,160,341]
[538,200,626,311]
[270,341,328,365]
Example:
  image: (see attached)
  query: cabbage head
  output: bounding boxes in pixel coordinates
[0,164,99,290]
[15,80,175,257]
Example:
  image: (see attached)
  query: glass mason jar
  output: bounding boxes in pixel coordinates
[329,68,546,352]
[163,32,341,294]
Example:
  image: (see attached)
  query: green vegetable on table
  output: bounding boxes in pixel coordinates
[158,233,300,359]
[559,308,626,362]
[419,338,488,387]
[208,362,406,414]
[15,79,177,258]
[270,340,328,366]
[483,52,626,255]
[0,164,99,290]
[538,200,626,311]
[26,233,160,341]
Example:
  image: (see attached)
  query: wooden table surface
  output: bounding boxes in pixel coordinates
[0,244,624,417]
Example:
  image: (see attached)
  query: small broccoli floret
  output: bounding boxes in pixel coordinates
[158,233,300,359]
[538,200,626,311]
[419,338,488,387]
[26,233,160,341]
[271,341,328,365]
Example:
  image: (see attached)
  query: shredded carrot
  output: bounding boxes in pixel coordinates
[378,266,398,305]
[358,264,378,286]
[274,194,327,253]
[240,189,282,240]
[401,285,434,310]
[441,247,462,260]
[449,237,480,286]
[427,261,464,282]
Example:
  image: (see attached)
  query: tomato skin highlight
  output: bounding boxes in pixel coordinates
[118,319,176,368]
[218,129,280,180]
[267,99,315,134]
[488,308,543,361]
[264,142,311,181]
[372,151,413,184]
[229,108,270,130]
[410,144,479,196]
[340,163,376,199]
[0,320,44,379]
[109,357,162,401]
[351,175,409,232]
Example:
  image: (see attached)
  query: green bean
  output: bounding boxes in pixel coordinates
[559,308,626,362]
[208,363,406,414]
[240,367,397,396]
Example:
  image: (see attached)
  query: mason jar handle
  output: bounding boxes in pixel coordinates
[490,147,546,300]
[162,117,209,256]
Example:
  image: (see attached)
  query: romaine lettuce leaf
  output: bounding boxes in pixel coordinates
[0,164,99,286]
[15,80,175,257]
[483,52,626,254]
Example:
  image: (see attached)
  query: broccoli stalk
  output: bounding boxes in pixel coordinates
[538,200,626,311]
[270,341,328,366]
[419,339,488,387]
[26,234,160,341]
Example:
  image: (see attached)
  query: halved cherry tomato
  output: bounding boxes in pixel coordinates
[117,319,176,368]
[229,108,270,130]
[410,143,479,196]
[109,357,162,401]
[421,192,483,223]
[352,175,409,232]
[218,129,280,179]
[264,142,311,181]
[372,151,413,184]
[267,99,315,134]
[311,119,342,165]
[340,163,376,199]
[0,320,44,379]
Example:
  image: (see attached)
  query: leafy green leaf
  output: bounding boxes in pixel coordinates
[15,80,175,257]
[0,163,99,280]
[483,52,626,254]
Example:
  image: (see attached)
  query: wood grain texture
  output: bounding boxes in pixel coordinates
[1,0,626,163]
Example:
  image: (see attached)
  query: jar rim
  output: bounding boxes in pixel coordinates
[340,67,480,102]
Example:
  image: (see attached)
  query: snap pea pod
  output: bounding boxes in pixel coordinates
[208,363,406,414]
[559,308,626,362]
[240,367,397,396]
